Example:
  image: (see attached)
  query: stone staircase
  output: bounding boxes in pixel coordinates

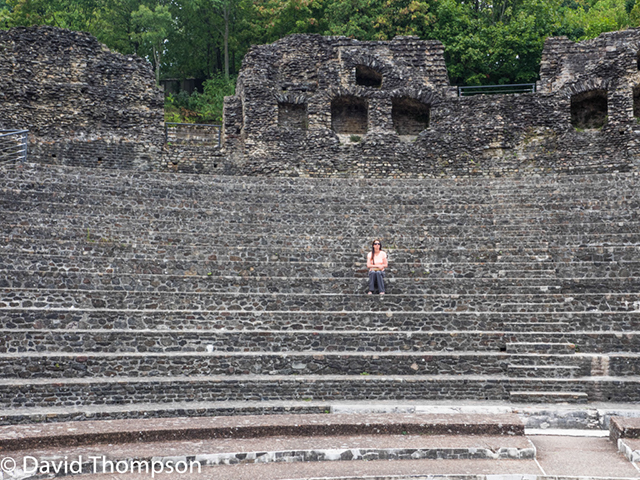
[1,162,640,423]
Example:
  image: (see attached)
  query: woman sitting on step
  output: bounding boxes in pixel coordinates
[367,239,388,295]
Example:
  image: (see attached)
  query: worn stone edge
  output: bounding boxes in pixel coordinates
[4,445,536,480]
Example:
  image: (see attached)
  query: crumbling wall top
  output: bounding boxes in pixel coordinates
[0,26,163,141]
[539,28,640,94]
[237,34,450,94]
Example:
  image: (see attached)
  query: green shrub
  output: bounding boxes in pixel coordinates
[164,75,236,124]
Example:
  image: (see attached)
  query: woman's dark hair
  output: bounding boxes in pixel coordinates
[371,239,382,264]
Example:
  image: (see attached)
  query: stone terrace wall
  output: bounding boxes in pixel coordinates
[0,26,165,170]
[224,31,640,177]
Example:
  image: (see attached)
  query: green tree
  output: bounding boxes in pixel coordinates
[165,74,235,123]
[0,0,10,28]
[131,3,172,84]
[324,0,435,40]
[250,0,327,43]
[94,0,152,55]
[631,1,640,24]
[163,0,250,81]
[559,0,630,38]
[1,0,638,89]
[430,0,560,85]
[3,0,101,30]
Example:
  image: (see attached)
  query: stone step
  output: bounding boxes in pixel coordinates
[1,289,638,313]
[507,364,583,378]
[3,232,637,265]
[0,412,525,451]
[4,209,638,233]
[3,253,639,280]
[5,179,639,203]
[1,374,638,408]
[4,309,638,333]
[0,401,328,425]
[3,167,637,198]
[0,351,513,378]
[5,197,640,224]
[609,416,640,443]
[0,435,537,476]
[4,231,640,254]
[5,351,619,379]
[2,161,639,415]
[0,253,635,277]
[506,342,577,354]
[5,211,638,237]
[3,234,640,260]
[0,398,630,427]
[4,163,639,197]
[11,224,635,249]
[509,391,589,403]
[501,321,573,332]
[3,251,637,279]
[1,329,638,354]
[5,189,640,215]
[3,270,639,295]
[0,245,578,265]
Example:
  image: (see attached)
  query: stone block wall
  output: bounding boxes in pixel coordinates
[0,26,165,170]
[3,26,640,176]
[224,30,640,177]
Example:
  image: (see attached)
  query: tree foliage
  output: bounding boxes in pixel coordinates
[1,0,637,121]
[165,74,236,123]
[325,0,436,40]
[131,3,172,84]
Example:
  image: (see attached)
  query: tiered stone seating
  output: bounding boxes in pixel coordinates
[1,162,639,422]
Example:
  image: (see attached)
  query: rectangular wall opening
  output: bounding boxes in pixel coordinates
[571,90,608,129]
[331,96,368,134]
[392,97,430,135]
[356,65,382,88]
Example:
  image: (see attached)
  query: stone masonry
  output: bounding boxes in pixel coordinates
[3,27,640,175]
[225,30,640,177]
[0,26,166,170]
[1,162,640,421]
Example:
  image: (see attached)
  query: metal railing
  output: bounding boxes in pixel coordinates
[0,129,28,164]
[457,84,536,97]
[165,123,222,146]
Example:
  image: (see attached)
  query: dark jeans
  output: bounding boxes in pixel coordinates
[368,270,385,293]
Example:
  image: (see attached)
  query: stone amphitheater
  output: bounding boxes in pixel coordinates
[2,26,640,479]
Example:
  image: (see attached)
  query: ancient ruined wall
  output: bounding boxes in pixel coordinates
[3,27,640,176]
[223,30,640,177]
[0,26,165,169]
[230,34,448,139]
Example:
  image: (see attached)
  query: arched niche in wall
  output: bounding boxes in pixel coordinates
[571,89,608,129]
[278,102,308,130]
[355,65,382,88]
[331,95,368,134]
[392,97,430,135]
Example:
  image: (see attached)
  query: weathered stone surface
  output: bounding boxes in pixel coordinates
[1,162,639,418]
[3,27,640,176]
[0,413,524,450]
[223,30,640,177]
[609,416,640,442]
[0,26,164,169]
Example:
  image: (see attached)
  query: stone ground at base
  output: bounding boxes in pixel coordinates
[3,434,639,479]
[4,403,640,479]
